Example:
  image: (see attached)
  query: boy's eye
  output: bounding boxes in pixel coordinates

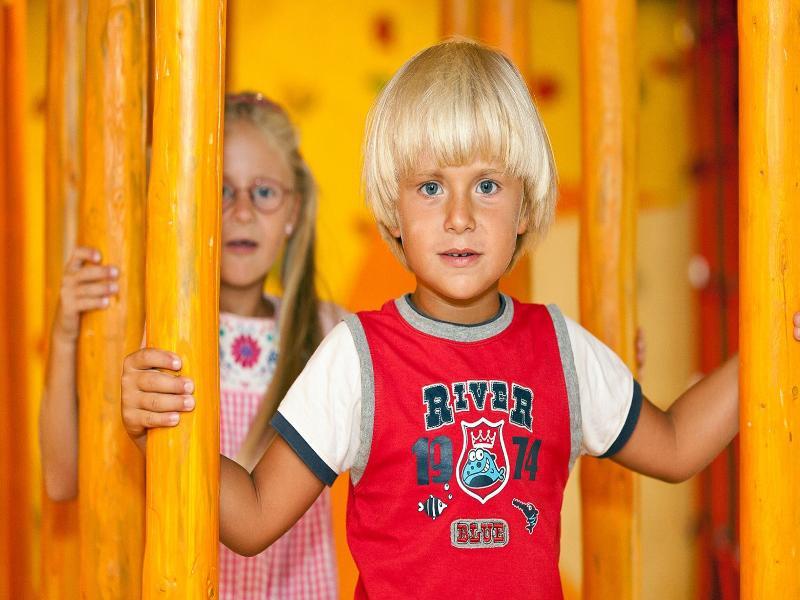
[477,179,499,195]
[419,182,443,196]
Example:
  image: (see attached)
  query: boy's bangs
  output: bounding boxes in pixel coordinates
[390,84,530,180]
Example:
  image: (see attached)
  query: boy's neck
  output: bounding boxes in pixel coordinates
[220,282,274,318]
[410,284,502,325]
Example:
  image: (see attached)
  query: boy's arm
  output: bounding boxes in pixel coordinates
[40,247,118,501]
[219,440,324,556]
[612,357,737,483]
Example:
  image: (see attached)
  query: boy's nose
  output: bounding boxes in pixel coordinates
[444,192,476,233]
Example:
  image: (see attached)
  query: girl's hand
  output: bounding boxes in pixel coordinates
[121,348,195,449]
[794,312,800,341]
[54,246,119,342]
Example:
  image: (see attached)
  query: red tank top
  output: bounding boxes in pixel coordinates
[344,296,577,599]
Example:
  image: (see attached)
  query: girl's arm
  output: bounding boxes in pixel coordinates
[121,348,325,555]
[615,315,800,482]
[40,247,119,501]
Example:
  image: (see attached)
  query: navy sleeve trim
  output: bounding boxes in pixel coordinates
[271,412,338,486]
[599,379,643,459]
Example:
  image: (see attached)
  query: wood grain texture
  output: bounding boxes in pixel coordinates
[77,0,147,595]
[738,2,800,596]
[578,1,640,598]
[142,0,225,595]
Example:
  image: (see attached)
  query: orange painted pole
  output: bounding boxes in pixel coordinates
[77,0,147,594]
[474,0,532,302]
[440,0,477,39]
[41,0,85,595]
[142,0,225,595]
[578,1,640,599]
[738,1,800,596]
[1,0,33,596]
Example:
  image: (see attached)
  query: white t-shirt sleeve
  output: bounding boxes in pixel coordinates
[271,321,362,485]
[564,316,642,457]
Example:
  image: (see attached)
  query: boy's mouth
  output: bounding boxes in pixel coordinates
[439,248,481,267]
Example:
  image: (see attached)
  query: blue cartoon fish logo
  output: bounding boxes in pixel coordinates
[456,419,510,504]
[461,447,506,489]
[418,494,448,520]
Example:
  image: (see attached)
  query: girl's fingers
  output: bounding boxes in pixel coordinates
[127,407,182,430]
[76,281,118,299]
[125,348,183,372]
[138,392,194,414]
[72,264,118,284]
[65,246,101,272]
[137,371,193,395]
[74,297,111,312]
[793,312,800,327]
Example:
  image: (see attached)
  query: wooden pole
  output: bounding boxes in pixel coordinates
[41,0,85,594]
[1,0,34,596]
[440,0,477,39]
[77,0,147,594]
[474,0,532,302]
[738,1,800,596]
[142,0,225,595]
[578,1,640,598]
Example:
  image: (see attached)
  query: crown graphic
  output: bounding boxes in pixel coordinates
[470,429,496,449]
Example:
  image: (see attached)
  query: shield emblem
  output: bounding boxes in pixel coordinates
[456,418,509,504]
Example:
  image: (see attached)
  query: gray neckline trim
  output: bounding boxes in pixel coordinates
[394,293,515,342]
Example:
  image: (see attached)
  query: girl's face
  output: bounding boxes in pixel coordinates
[391,158,527,305]
[221,120,299,290]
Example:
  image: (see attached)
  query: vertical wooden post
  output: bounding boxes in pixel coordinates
[77,0,147,595]
[474,0,532,302]
[578,1,640,598]
[0,0,33,596]
[738,1,800,596]
[41,0,85,595]
[440,0,477,39]
[142,0,225,596]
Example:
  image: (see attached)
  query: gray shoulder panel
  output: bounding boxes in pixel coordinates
[546,304,583,471]
[342,314,376,486]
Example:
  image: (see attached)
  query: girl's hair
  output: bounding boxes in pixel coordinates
[226,92,323,468]
[362,39,558,269]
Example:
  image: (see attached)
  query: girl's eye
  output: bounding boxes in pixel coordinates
[420,182,443,197]
[221,184,235,199]
[253,185,277,199]
[477,179,499,195]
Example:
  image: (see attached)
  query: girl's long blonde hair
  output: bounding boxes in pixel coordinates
[225,93,323,469]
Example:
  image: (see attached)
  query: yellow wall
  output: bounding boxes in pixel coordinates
[23,0,700,597]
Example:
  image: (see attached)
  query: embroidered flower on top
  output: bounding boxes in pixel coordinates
[231,334,262,368]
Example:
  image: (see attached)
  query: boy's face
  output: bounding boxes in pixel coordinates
[391,158,527,306]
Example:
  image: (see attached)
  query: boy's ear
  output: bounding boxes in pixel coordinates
[388,224,401,239]
[516,213,530,236]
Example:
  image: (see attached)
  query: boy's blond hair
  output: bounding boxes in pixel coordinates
[363,39,558,268]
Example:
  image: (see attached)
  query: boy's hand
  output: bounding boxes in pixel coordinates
[54,246,119,342]
[635,327,646,375]
[121,348,195,450]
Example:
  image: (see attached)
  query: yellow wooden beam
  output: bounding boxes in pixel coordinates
[440,0,477,39]
[77,0,147,594]
[738,1,800,596]
[40,0,85,595]
[578,0,640,598]
[142,0,225,595]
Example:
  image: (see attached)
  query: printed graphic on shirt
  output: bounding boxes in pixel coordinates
[422,378,533,432]
[511,498,540,534]
[456,419,509,504]
[450,519,509,549]
[418,494,448,520]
